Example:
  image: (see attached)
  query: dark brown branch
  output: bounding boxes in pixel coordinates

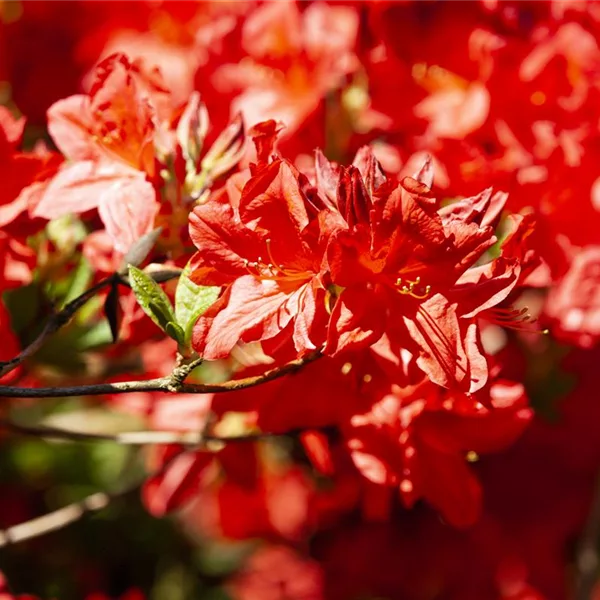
[0,277,114,380]
[0,353,320,399]
[0,268,183,381]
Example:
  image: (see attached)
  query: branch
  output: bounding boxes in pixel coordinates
[0,446,145,550]
[0,490,123,549]
[0,268,183,381]
[0,419,276,446]
[0,422,328,549]
[0,277,114,380]
[0,353,321,399]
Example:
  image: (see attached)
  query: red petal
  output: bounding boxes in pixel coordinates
[33,161,144,220]
[98,177,158,254]
[325,285,385,355]
[418,445,482,528]
[47,95,98,161]
[249,119,285,164]
[336,166,371,229]
[188,191,265,286]
[351,146,386,197]
[239,160,310,236]
[403,294,487,392]
[193,276,305,359]
[300,430,334,476]
[454,258,520,319]
[142,448,213,517]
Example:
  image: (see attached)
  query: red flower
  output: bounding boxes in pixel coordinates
[0,107,61,237]
[545,245,600,348]
[227,545,324,600]
[324,152,524,392]
[189,127,331,359]
[211,1,359,137]
[33,53,165,254]
[346,365,532,527]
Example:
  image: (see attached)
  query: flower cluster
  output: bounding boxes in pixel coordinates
[182,124,537,528]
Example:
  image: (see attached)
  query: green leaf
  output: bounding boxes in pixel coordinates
[128,265,179,341]
[74,321,113,350]
[165,321,185,345]
[62,257,93,306]
[175,263,220,346]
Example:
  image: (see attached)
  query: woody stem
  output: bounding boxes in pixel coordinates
[0,352,321,399]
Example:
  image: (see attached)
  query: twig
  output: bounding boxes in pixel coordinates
[574,473,600,599]
[0,269,183,381]
[0,421,328,549]
[0,277,114,380]
[0,353,321,399]
[0,419,278,446]
[0,491,123,548]
[0,444,144,550]
[0,441,175,550]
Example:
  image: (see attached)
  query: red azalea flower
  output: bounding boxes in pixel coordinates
[0,107,61,237]
[323,151,528,392]
[189,125,332,359]
[346,368,532,528]
[33,53,166,254]
[227,545,324,600]
[211,0,359,137]
[545,245,600,348]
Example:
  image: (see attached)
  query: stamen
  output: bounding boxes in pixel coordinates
[242,240,314,283]
[242,258,260,277]
[486,306,549,335]
[396,276,431,300]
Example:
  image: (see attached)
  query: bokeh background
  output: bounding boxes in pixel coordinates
[2,2,600,599]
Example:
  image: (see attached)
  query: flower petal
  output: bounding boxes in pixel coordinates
[193,275,304,359]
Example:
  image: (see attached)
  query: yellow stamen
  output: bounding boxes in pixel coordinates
[395,276,431,300]
[466,451,479,463]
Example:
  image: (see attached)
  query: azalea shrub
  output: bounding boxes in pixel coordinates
[1,1,600,599]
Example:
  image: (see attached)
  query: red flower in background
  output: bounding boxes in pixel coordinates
[211,1,359,138]
[32,54,168,249]
[32,53,165,255]
[545,245,600,348]
[0,107,60,239]
[346,364,532,527]
[228,545,324,600]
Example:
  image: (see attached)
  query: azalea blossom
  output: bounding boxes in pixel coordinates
[346,360,532,527]
[211,0,359,136]
[189,123,332,359]
[322,151,528,392]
